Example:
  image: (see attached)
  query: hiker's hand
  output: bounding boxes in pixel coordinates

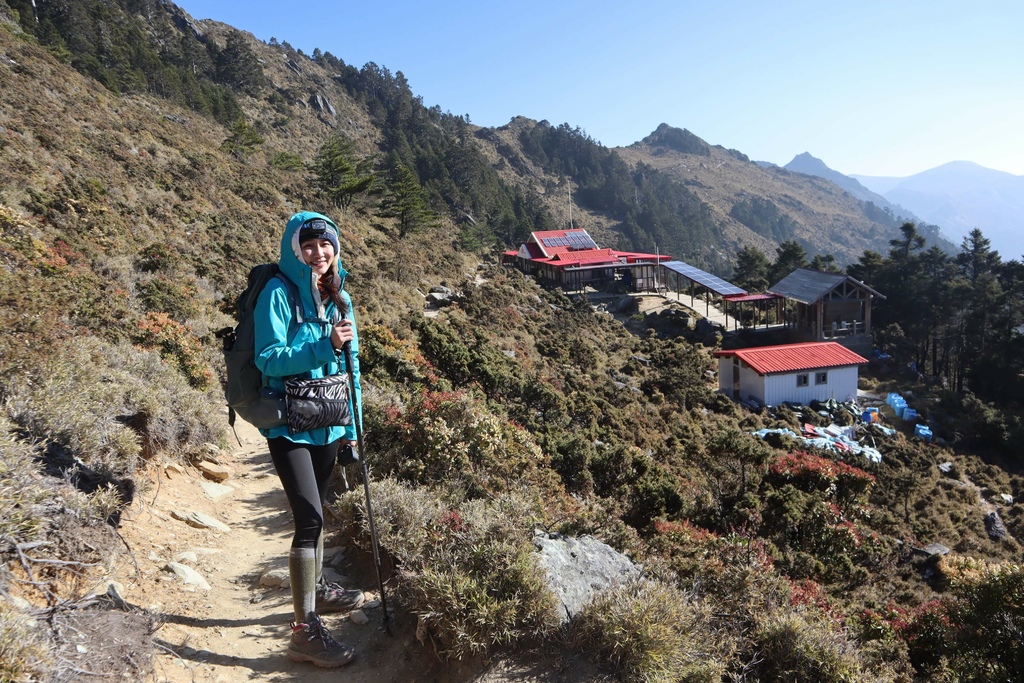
[331,319,354,349]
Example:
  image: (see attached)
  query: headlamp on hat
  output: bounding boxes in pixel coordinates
[298,218,340,256]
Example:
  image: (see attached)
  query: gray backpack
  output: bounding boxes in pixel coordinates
[216,264,304,434]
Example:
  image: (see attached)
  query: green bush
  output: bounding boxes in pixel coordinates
[367,389,552,498]
[136,276,202,322]
[268,150,304,171]
[903,557,1024,682]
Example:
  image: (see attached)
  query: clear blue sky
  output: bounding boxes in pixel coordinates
[175,0,1024,177]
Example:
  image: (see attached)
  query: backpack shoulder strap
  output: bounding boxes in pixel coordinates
[274,273,304,325]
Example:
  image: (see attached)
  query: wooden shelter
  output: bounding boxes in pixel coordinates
[769,268,885,353]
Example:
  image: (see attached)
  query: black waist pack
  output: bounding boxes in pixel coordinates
[284,374,353,434]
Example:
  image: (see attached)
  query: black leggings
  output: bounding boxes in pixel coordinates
[267,437,339,549]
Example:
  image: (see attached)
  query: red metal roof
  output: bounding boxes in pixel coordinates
[550,248,618,264]
[713,342,868,375]
[722,293,782,303]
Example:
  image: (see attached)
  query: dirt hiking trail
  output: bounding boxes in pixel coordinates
[110,416,602,683]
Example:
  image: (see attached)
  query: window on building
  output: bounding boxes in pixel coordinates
[815,371,828,385]
[796,373,809,387]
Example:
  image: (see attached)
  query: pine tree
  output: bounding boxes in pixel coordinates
[215,31,266,95]
[220,117,264,160]
[310,135,375,210]
[769,240,807,284]
[379,156,434,238]
[733,246,771,292]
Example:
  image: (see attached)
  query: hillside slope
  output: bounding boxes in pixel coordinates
[2,3,1024,683]
[614,125,910,266]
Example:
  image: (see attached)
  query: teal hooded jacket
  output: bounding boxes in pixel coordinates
[253,211,361,445]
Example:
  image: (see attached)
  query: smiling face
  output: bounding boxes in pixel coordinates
[300,237,335,278]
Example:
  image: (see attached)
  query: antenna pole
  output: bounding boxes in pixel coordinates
[568,179,574,230]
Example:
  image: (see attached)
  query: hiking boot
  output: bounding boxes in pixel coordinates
[315,581,365,614]
[287,615,354,668]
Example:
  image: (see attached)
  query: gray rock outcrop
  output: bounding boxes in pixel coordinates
[309,92,336,117]
[985,511,1008,541]
[533,531,640,624]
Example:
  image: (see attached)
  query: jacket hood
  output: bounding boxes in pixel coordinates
[279,211,348,319]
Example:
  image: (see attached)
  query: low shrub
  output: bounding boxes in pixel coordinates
[0,415,126,600]
[755,609,892,683]
[367,389,552,498]
[0,603,52,682]
[570,579,727,683]
[3,336,223,478]
[902,556,1024,682]
[338,480,559,660]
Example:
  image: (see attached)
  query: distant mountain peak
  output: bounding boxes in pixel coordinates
[786,152,832,175]
[784,153,922,227]
[640,123,711,156]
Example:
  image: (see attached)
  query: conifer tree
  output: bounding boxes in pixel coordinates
[220,117,264,159]
[379,155,435,238]
[768,240,807,284]
[733,246,771,292]
[214,31,266,95]
[310,135,375,210]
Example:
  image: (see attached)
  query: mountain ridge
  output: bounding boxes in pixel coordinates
[853,161,1024,256]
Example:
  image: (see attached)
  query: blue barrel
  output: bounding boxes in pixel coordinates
[903,408,918,421]
[915,424,932,441]
[894,401,907,418]
[887,392,902,406]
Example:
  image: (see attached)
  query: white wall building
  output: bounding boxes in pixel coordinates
[714,342,868,407]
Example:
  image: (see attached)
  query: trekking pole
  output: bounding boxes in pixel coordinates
[343,340,391,634]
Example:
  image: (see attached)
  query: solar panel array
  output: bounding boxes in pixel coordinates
[540,231,598,250]
[662,261,747,296]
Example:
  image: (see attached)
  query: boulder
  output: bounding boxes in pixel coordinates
[985,511,1008,541]
[200,481,234,500]
[919,543,951,557]
[533,531,641,624]
[309,92,336,117]
[260,567,290,588]
[164,562,210,590]
[174,551,198,565]
[170,510,230,532]
[197,460,231,481]
[164,463,186,478]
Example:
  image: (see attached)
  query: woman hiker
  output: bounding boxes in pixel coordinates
[254,211,366,668]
